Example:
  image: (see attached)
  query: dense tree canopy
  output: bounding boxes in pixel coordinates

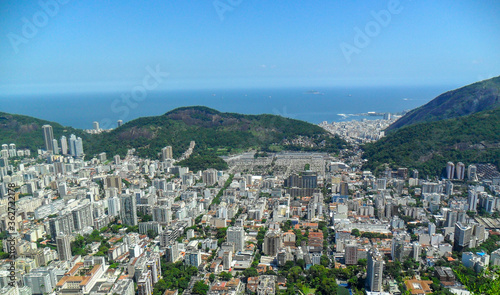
[363,108,500,176]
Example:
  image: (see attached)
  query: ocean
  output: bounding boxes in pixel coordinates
[0,85,454,129]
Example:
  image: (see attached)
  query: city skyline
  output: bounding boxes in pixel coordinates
[0,105,499,295]
[0,1,499,294]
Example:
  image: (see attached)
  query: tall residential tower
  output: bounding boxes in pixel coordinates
[42,125,54,152]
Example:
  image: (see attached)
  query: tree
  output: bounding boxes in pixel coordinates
[466,210,476,218]
[316,277,338,295]
[282,260,295,271]
[216,227,228,239]
[71,235,89,256]
[296,259,306,270]
[348,275,358,287]
[282,220,292,232]
[219,271,232,281]
[153,279,167,295]
[138,212,153,222]
[111,224,123,233]
[306,265,338,295]
[0,231,10,240]
[209,274,215,283]
[265,269,277,275]
[153,260,198,295]
[320,255,330,267]
[288,266,303,283]
[126,225,139,233]
[403,258,419,270]
[192,281,209,295]
[243,267,259,278]
[147,229,158,239]
[351,229,361,237]
[384,261,402,281]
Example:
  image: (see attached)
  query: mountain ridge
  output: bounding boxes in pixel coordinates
[386,76,500,131]
[88,106,348,160]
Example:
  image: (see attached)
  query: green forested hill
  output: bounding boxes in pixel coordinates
[386,76,500,132]
[0,112,87,150]
[363,108,500,177]
[0,107,347,170]
[86,106,347,160]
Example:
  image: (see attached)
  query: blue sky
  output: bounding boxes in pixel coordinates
[0,0,499,95]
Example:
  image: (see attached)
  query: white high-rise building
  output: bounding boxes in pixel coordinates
[223,251,233,270]
[75,137,84,157]
[42,125,54,152]
[446,162,455,179]
[68,134,84,157]
[161,146,173,161]
[445,181,453,196]
[491,248,500,266]
[345,241,358,265]
[227,226,245,253]
[186,251,202,267]
[445,210,458,228]
[263,230,282,256]
[93,121,100,131]
[152,206,171,225]
[52,139,59,154]
[468,165,478,181]
[456,162,465,180]
[72,203,93,230]
[468,188,479,212]
[69,134,77,156]
[23,270,54,295]
[8,144,16,157]
[202,169,218,186]
[412,242,421,260]
[376,178,387,190]
[165,243,179,262]
[58,182,68,197]
[60,136,68,155]
[120,194,138,226]
[454,222,472,251]
[428,223,436,235]
[366,248,384,292]
[56,234,72,261]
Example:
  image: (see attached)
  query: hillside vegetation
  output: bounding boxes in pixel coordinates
[86,106,348,160]
[363,108,500,177]
[387,76,500,131]
[0,112,87,150]
[0,107,347,171]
